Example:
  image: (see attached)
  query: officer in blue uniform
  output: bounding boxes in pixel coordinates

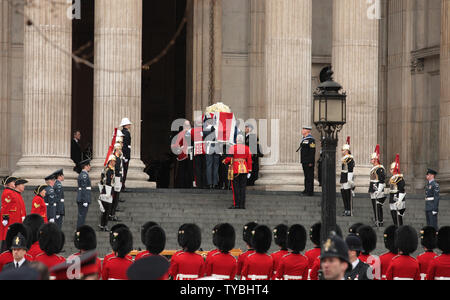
[76,159,92,229]
[53,169,65,230]
[297,126,316,196]
[44,173,57,224]
[425,169,440,230]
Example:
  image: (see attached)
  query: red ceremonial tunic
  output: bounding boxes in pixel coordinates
[0,188,26,240]
[417,251,438,280]
[358,253,380,280]
[275,253,309,280]
[205,248,219,261]
[205,251,237,280]
[34,253,66,278]
[426,254,450,280]
[30,195,48,223]
[103,252,132,269]
[379,251,397,280]
[241,252,273,280]
[310,257,320,280]
[191,127,205,156]
[271,249,289,279]
[236,249,255,277]
[27,242,44,260]
[223,144,252,175]
[102,256,133,280]
[305,247,321,269]
[134,250,149,261]
[134,252,169,280]
[0,251,33,272]
[385,255,420,280]
[169,251,205,280]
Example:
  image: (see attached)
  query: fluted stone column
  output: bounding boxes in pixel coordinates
[13,0,77,185]
[0,0,9,176]
[92,0,151,187]
[331,0,379,191]
[440,0,450,192]
[257,0,312,191]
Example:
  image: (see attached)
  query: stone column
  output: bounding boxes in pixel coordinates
[0,0,9,176]
[331,0,379,191]
[440,0,450,192]
[257,0,312,191]
[13,0,76,185]
[92,0,151,187]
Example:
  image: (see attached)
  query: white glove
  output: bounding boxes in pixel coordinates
[83,203,88,208]
[56,215,60,219]
[432,211,438,215]
[49,218,55,223]
[124,158,129,163]
[21,216,25,222]
[2,220,8,227]
[247,173,251,179]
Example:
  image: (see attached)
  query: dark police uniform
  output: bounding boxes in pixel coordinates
[389,174,406,226]
[425,170,440,230]
[54,178,65,230]
[76,165,91,229]
[298,133,316,196]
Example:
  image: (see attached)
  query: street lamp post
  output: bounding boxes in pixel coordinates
[313,68,347,244]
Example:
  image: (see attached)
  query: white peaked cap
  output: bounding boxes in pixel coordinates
[120,118,132,127]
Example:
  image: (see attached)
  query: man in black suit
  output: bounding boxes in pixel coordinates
[2,233,30,272]
[71,130,82,173]
[344,235,373,280]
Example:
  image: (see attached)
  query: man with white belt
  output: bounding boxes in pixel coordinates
[76,159,92,229]
[120,118,132,193]
[425,169,440,230]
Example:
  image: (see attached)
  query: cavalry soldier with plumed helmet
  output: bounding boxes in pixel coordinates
[98,155,116,232]
[340,137,355,217]
[369,145,386,227]
[389,154,406,226]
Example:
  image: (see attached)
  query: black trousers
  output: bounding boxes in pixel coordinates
[193,155,206,188]
[100,201,112,227]
[302,163,315,194]
[232,174,247,208]
[111,190,120,216]
[371,197,386,224]
[391,209,405,227]
[122,161,129,191]
[426,211,438,230]
[76,202,89,229]
[175,159,193,188]
[341,189,352,211]
[219,156,229,189]
[247,156,259,186]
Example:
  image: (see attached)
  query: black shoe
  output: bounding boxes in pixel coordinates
[307,192,314,197]
[119,198,126,203]
[98,225,109,232]
[341,210,347,216]
[228,206,238,209]
[108,215,122,222]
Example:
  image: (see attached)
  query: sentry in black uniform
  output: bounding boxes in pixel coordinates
[340,137,355,217]
[297,126,316,196]
[369,145,386,227]
[389,154,406,227]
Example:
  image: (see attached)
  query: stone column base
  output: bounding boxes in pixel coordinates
[12,157,78,187]
[438,173,450,194]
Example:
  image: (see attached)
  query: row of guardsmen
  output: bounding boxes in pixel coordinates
[0,215,449,280]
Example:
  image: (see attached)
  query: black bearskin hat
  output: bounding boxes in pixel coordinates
[273,224,288,250]
[180,223,201,253]
[23,214,44,245]
[420,226,437,250]
[39,223,63,256]
[74,225,97,251]
[144,225,166,255]
[212,224,221,248]
[437,226,450,254]
[216,223,235,253]
[177,224,188,248]
[383,225,398,254]
[395,225,418,255]
[310,223,321,246]
[109,223,129,247]
[111,227,133,258]
[243,222,258,247]
[357,225,377,254]
[251,225,272,254]
[141,221,158,245]
[287,224,307,253]
[6,223,30,250]
[349,223,364,235]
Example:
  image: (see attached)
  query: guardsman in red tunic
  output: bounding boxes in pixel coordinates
[205,224,220,262]
[304,222,321,277]
[102,226,133,280]
[72,225,102,280]
[427,226,450,280]
[51,250,99,280]
[134,225,169,280]
[31,185,48,223]
[135,221,158,261]
[271,224,289,279]
[236,221,258,278]
[169,223,205,280]
[205,223,237,280]
[241,225,273,280]
[0,223,33,271]
[223,135,252,209]
[379,225,398,280]
[276,224,309,280]
[386,225,420,280]
[0,176,17,242]
[23,214,45,259]
[417,226,438,280]
[357,225,380,279]
[34,223,66,279]
[103,224,133,269]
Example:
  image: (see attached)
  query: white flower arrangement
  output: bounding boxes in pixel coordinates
[205,102,231,114]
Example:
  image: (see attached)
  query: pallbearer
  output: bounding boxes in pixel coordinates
[98,155,116,232]
[340,137,355,216]
[44,174,57,224]
[389,155,406,226]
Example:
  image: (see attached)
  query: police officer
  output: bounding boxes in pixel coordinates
[345,235,372,280]
[425,169,440,230]
[76,159,92,229]
[297,126,316,196]
[53,169,65,230]
[44,174,57,224]
[389,155,406,226]
[369,145,386,227]
[320,233,351,280]
[340,137,355,217]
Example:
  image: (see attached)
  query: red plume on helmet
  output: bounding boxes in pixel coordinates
[371,144,380,164]
[392,154,400,175]
[346,136,350,146]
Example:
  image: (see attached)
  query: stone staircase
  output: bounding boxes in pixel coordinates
[19,188,450,258]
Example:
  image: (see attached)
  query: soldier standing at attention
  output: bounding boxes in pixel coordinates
[297,126,316,196]
[98,155,115,232]
[389,155,406,226]
[120,118,132,193]
[44,174,57,224]
[53,169,65,230]
[76,159,92,229]
[369,145,386,227]
[340,137,355,217]
[425,169,439,230]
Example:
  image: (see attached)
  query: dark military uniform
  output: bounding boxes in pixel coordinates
[121,127,131,192]
[99,166,115,231]
[76,167,91,229]
[425,177,440,230]
[54,178,65,230]
[369,165,386,227]
[44,177,57,224]
[110,151,123,219]
[389,174,406,226]
[298,134,316,196]
[245,133,263,186]
[340,154,355,216]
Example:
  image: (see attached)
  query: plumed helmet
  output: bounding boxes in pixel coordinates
[395,225,418,255]
[273,224,288,250]
[144,225,166,255]
[251,225,272,254]
[356,225,377,254]
[179,223,201,253]
[111,227,133,258]
[216,223,235,253]
[420,226,437,250]
[74,225,97,251]
[287,224,307,253]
